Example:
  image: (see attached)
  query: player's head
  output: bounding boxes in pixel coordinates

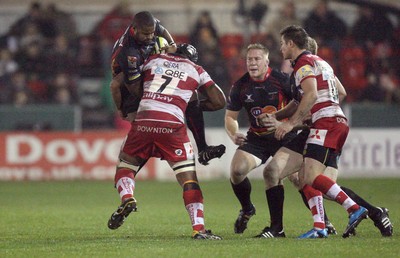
[246,43,269,80]
[279,25,309,60]
[132,11,156,45]
[176,43,198,63]
[307,36,318,55]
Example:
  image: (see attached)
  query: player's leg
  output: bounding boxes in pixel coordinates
[303,145,368,238]
[338,183,393,237]
[107,124,147,230]
[230,149,259,234]
[171,161,222,240]
[164,122,221,239]
[295,169,337,235]
[256,147,303,238]
[107,152,145,230]
[186,95,225,166]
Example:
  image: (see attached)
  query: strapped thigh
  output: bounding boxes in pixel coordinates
[171,159,196,174]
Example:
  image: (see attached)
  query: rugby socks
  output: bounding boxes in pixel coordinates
[183,182,205,232]
[185,100,207,152]
[231,177,253,212]
[302,185,325,230]
[114,168,136,202]
[312,174,359,213]
[341,186,380,218]
[299,190,330,223]
[266,185,284,231]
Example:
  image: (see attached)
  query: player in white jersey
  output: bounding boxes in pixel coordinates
[107,44,226,240]
[258,25,369,239]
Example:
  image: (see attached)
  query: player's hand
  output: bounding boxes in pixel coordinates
[274,121,294,141]
[162,43,177,53]
[257,113,277,129]
[231,133,247,146]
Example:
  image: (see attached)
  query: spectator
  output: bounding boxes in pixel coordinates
[9,1,56,44]
[45,3,79,48]
[360,73,386,102]
[303,0,347,50]
[44,34,76,75]
[0,48,18,77]
[15,41,48,79]
[18,22,45,50]
[4,70,33,106]
[248,0,268,34]
[351,6,394,47]
[190,12,230,93]
[190,10,219,45]
[92,1,134,75]
[266,0,302,44]
[48,72,78,105]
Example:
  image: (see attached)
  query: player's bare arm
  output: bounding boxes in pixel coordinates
[110,72,125,118]
[224,110,247,146]
[198,83,226,111]
[335,76,347,103]
[160,27,177,53]
[274,78,316,140]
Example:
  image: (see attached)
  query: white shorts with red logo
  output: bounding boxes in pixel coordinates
[306,116,349,151]
[122,121,195,162]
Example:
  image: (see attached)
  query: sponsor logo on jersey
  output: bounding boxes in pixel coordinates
[296,65,314,80]
[306,128,327,146]
[250,107,262,117]
[143,92,173,102]
[245,94,254,102]
[151,66,188,81]
[137,125,173,134]
[127,56,137,68]
[163,61,179,69]
[250,105,277,118]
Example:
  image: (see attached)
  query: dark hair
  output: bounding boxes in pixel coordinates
[132,11,155,29]
[280,25,309,50]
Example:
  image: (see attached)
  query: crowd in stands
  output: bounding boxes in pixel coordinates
[0,0,399,126]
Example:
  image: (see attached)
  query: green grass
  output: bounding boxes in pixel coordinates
[0,178,399,257]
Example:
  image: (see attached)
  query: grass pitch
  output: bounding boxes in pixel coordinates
[0,178,398,257]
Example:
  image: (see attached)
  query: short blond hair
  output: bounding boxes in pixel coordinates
[307,37,318,55]
[246,43,269,56]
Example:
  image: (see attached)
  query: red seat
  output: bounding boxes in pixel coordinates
[172,34,189,44]
[318,46,337,72]
[339,46,368,101]
[220,34,244,47]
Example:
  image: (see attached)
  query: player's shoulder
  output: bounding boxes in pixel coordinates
[270,68,289,81]
[233,72,251,86]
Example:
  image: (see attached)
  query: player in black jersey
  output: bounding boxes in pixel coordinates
[109,11,225,166]
[225,43,295,238]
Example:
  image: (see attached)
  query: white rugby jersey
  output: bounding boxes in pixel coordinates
[135,53,215,124]
[292,52,345,123]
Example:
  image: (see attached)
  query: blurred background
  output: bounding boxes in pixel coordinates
[0,0,399,181]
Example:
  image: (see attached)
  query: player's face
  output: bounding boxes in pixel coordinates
[134,25,155,45]
[246,49,269,80]
[280,36,292,60]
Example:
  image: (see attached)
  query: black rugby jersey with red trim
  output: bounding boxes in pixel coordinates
[227,67,292,134]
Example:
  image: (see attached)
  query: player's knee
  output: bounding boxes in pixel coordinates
[117,159,140,171]
[171,160,196,174]
[288,173,301,190]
